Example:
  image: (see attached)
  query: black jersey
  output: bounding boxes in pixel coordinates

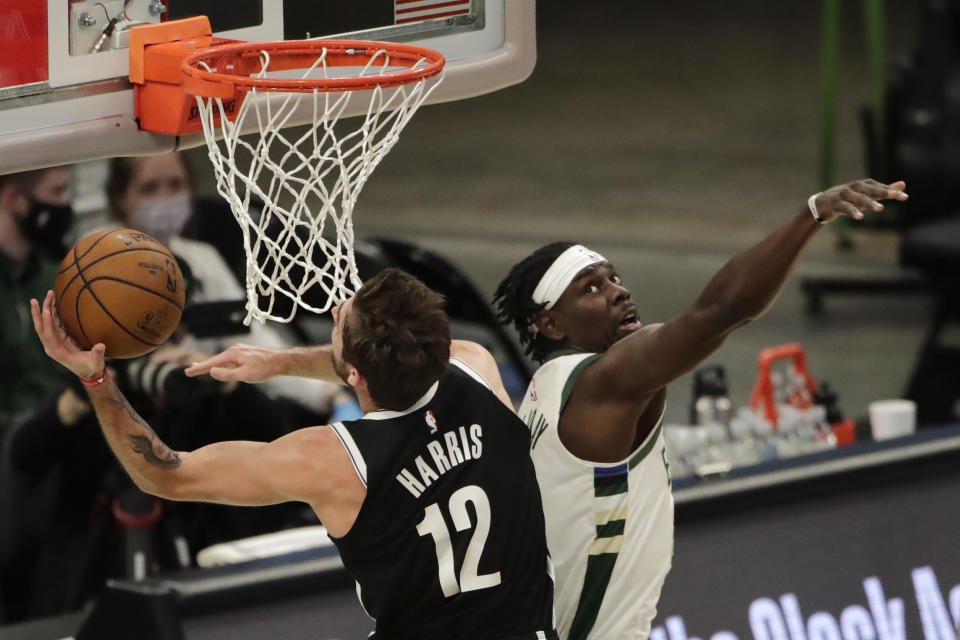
[328,359,556,640]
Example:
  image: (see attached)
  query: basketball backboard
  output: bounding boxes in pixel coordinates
[0,0,535,175]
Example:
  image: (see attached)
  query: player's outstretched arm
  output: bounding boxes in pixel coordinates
[31,291,347,510]
[133,426,340,508]
[565,180,908,458]
[599,179,907,393]
[185,343,344,384]
[80,376,335,506]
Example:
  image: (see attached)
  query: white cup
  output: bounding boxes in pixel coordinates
[868,399,917,441]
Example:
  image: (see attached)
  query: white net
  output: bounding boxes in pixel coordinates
[193,46,443,324]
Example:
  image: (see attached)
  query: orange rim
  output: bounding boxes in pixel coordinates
[181,39,445,95]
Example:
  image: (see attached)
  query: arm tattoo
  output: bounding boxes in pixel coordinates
[106,386,182,469]
[129,435,181,469]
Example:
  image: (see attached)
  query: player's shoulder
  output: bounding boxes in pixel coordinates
[449,340,498,389]
[450,340,495,369]
[562,324,666,408]
[289,423,338,443]
[279,425,347,462]
[534,349,602,376]
[526,350,598,405]
[278,425,364,488]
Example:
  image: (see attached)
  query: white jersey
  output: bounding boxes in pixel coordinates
[518,351,674,640]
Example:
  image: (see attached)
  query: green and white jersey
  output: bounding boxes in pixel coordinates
[519,351,674,640]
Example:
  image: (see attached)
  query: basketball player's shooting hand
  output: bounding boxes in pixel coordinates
[813,179,908,224]
[30,290,106,381]
[184,343,281,383]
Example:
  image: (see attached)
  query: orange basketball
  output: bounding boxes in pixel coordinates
[54,228,186,359]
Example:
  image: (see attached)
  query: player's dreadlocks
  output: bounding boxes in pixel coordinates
[493,241,575,363]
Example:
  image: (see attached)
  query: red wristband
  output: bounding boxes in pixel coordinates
[80,367,108,387]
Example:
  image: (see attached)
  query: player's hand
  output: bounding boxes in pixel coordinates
[31,290,106,381]
[813,179,908,224]
[184,343,282,382]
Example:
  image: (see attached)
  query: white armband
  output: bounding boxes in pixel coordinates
[807,192,826,225]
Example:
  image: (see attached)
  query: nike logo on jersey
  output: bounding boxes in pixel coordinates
[396,424,484,498]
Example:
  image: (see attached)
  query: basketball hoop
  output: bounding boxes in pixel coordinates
[130,17,445,323]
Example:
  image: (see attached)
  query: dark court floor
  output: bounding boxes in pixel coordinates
[188,1,932,426]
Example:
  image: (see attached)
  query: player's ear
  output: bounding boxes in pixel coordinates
[346,367,366,391]
[535,311,564,342]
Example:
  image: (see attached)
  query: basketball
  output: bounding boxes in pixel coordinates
[54,228,186,359]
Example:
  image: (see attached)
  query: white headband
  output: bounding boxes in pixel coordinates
[531,244,607,310]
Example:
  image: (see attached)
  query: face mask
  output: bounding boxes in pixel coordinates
[16,200,74,258]
[131,192,192,245]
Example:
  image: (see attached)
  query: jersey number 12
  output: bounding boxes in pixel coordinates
[416,484,502,598]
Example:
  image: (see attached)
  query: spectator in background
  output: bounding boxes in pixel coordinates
[0,167,78,434]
